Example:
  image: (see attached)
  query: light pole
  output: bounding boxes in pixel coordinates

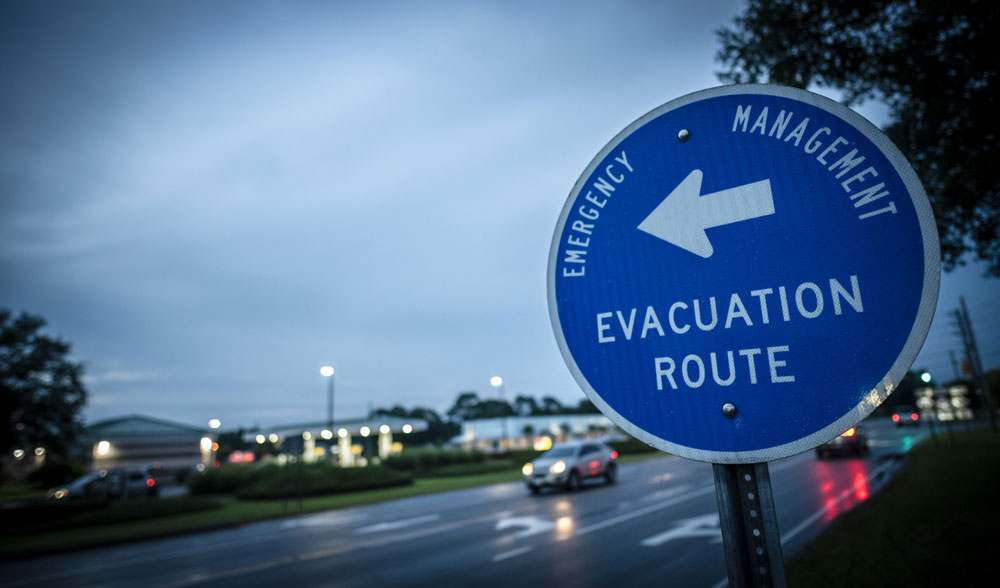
[491,376,508,452]
[321,365,335,460]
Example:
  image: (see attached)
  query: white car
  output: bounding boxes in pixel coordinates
[522,441,618,494]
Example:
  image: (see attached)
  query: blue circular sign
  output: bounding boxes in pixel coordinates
[548,85,940,463]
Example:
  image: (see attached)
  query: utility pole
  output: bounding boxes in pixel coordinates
[949,349,961,381]
[955,297,996,432]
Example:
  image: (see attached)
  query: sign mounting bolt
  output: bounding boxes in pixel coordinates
[677,128,691,142]
[722,402,738,418]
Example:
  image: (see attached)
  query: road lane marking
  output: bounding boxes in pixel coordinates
[281,512,370,529]
[640,513,721,547]
[495,516,555,538]
[148,519,479,587]
[355,514,440,534]
[492,546,532,562]
[575,484,715,536]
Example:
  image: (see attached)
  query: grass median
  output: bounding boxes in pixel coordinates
[788,427,1000,587]
[0,470,525,559]
[1,450,669,560]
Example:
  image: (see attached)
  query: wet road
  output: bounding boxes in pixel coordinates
[2,418,928,588]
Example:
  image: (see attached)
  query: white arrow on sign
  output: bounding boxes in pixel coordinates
[638,169,774,258]
[640,513,722,547]
[495,516,555,538]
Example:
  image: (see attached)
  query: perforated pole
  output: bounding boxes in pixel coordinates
[713,462,786,588]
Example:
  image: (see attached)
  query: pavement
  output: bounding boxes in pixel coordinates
[0,418,929,588]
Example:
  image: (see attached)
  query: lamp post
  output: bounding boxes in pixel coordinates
[491,376,509,451]
[321,365,335,460]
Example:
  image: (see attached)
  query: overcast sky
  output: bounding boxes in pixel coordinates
[2,0,997,430]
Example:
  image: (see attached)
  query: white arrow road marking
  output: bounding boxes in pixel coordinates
[640,513,722,547]
[492,546,533,562]
[281,512,370,529]
[638,169,774,258]
[494,516,555,538]
[355,514,440,534]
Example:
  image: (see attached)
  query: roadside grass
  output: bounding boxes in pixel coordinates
[0,482,46,502]
[0,450,669,559]
[788,428,1000,587]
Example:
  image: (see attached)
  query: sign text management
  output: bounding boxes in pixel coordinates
[559,102,901,278]
[594,275,863,391]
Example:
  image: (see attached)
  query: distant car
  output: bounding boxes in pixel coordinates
[48,469,158,500]
[815,426,868,459]
[892,406,921,427]
[522,441,618,494]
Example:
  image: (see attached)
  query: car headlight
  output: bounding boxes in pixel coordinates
[522,463,533,476]
[53,489,68,500]
[549,460,567,474]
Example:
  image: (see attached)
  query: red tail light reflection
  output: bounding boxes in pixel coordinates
[824,497,838,521]
[892,414,900,422]
[610,451,618,459]
[910,413,919,421]
[853,472,869,501]
[146,478,155,487]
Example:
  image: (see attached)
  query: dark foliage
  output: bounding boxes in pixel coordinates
[608,437,661,455]
[717,0,1000,276]
[1,310,88,456]
[26,458,85,488]
[189,462,412,500]
[383,449,487,473]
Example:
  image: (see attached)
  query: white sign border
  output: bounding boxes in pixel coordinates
[547,84,941,464]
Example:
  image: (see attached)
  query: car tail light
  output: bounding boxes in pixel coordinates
[610,451,618,459]
[589,460,600,469]
[146,478,155,487]
[911,413,919,421]
[892,414,900,422]
[841,427,856,437]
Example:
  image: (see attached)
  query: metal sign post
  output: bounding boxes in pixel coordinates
[714,463,786,588]
[547,85,940,587]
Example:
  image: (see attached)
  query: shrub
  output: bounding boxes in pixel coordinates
[417,460,516,477]
[236,464,412,500]
[188,464,262,495]
[383,449,487,474]
[609,437,660,455]
[26,459,86,488]
[503,449,543,464]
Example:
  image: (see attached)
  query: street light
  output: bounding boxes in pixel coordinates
[208,418,221,429]
[321,365,335,460]
[920,371,932,383]
[491,376,509,451]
